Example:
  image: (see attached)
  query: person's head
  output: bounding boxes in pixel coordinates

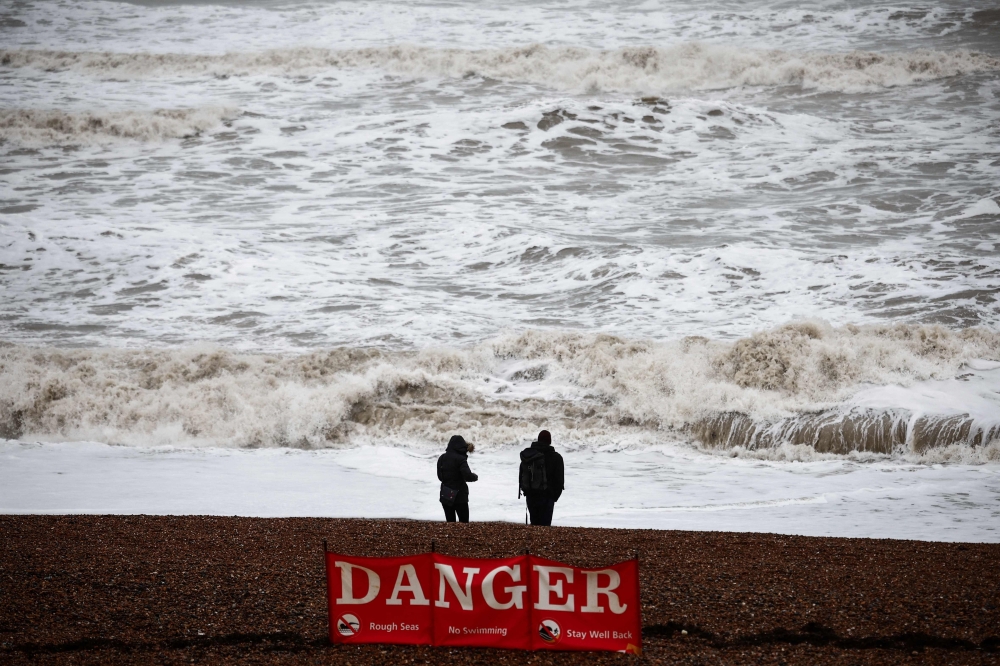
[537,430,551,446]
[447,434,468,453]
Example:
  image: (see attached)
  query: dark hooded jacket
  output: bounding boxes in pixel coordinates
[520,440,564,501]
[437,435,478,501]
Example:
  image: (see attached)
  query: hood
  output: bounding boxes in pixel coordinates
[530,440,554,453]
[447,435,468,455]
[521,446,546,462]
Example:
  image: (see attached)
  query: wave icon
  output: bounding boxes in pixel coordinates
[336,613,360,637]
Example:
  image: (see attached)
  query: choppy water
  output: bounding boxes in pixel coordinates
[1,0,999,461]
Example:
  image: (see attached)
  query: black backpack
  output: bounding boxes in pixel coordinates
[518,451,548,497]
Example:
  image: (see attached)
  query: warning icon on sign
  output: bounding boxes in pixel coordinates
[538,619,560,644]
[337,614,360,637]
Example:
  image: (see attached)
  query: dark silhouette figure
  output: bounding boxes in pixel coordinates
[437,435,478,523]
[519,430,564,526]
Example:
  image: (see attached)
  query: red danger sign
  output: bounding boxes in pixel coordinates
[325,551,641,654]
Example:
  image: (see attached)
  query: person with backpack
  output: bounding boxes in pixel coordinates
[518,429,564,526]
[437,434,478,523]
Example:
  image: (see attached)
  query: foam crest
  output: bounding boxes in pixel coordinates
[3,44,997,92]
[0,107,237,145]
[1,322,997,458]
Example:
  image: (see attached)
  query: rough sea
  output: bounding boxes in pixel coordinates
[1,0,999,540]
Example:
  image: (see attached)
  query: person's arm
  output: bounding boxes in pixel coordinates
[461,459,479,482]
[552,453,564,501]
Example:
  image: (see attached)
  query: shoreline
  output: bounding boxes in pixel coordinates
[2,516,998,664]
[4,441,999,543]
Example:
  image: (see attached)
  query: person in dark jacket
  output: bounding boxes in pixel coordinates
[437,434,478,523]
[519,430,564,526]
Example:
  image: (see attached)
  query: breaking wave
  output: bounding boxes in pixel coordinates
[693,410,1000,464]
[0,107,237,146]
[1,322,998,460]
[3,44,998,93]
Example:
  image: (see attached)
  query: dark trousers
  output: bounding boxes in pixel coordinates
[442,499,469,523]
[526,495,556,526]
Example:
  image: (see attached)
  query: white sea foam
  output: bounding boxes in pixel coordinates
[2,89,996,349]
[3,45,997,93]
[1,323,997,457]
[957,198,1000,219]
[0,108,237,146]
[4,441,998,541]
[3,1,996,61]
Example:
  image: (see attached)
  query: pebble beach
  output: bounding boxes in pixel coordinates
[2,516,998,665]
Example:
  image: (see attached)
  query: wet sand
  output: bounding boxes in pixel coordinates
[1,516,998,664]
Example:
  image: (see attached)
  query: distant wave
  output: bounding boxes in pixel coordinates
[1,322,998,460]
[3,44,998,93]
[0,108,237,145]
